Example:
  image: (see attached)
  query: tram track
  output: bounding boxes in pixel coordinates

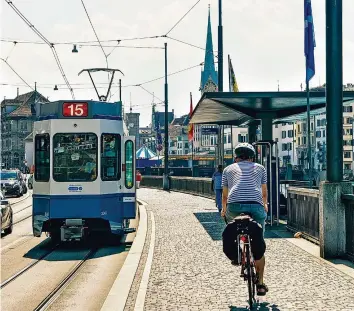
[33,247,98,311]
[13,204,32,215]
[0,243,58,289]
[8,191,31,206]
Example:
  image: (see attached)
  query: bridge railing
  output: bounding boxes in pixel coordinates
[342,194,354,261]
[286,187,320,244]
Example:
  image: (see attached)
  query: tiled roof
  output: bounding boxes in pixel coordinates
[5,91,48,118]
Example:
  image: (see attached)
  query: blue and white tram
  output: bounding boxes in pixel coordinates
[32,100,136,241]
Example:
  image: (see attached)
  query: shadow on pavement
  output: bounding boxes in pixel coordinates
[194,212,291,241]
[229,301,281,310]
[22,234,131,261]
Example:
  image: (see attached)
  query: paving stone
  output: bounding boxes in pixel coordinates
[133,189,354,311]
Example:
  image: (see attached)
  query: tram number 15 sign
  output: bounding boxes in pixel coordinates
[63,103,88,117]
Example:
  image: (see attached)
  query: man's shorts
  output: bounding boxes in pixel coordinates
[222,215,266,261]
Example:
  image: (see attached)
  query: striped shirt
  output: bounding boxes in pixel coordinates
[221,161,267,205]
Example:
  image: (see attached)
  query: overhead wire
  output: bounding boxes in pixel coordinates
[80,0,108,66]
[0,58,34,90]
[165,0,202,35]
[4,0,75,99]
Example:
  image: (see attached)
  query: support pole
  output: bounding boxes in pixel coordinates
[306,81,312,187]
[119,79,122,102]
[326,0,343,182]
[218,0,223,92]
[163,42,169,190]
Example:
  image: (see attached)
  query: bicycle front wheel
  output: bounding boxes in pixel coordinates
[245,244,254,309]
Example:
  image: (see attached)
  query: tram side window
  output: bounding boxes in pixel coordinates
[101,134,121,181]
[35,134,50,181]
[125,140,134,189]
[53,133,98,182]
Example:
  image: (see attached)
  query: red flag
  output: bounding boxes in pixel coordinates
[188,92,194,141]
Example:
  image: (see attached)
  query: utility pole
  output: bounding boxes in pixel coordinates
[163,42,169,190]
[326,0,343,182]
[218,0,224,166]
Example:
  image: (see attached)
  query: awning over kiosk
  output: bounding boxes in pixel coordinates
[190,91,354,126]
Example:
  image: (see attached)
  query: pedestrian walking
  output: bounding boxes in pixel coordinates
[211,165,223,212]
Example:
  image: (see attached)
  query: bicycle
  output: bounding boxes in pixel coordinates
[224,214,258,309]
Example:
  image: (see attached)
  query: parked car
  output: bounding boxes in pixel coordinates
[0,170,25,197]
[28,174,33,189]
[0,192,13,235]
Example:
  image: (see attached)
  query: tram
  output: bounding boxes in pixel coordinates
[32,69,136,242]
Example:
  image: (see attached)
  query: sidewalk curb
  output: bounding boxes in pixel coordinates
[100,200,148,311]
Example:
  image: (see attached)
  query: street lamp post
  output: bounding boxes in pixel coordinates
[163,42,169,190]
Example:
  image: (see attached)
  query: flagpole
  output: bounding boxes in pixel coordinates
[228,55,233,160]
[306,80,312,187]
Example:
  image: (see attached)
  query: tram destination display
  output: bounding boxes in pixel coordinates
[63,102,88,117]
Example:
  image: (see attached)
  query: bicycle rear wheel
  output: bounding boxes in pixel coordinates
[245,244,254,309]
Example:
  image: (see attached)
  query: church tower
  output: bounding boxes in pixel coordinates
[200,5,218,93]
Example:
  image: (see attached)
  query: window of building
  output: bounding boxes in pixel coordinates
[125,140,134,189]
[323,130,326,137]
[288,130,294,138]
[321,119,326,126]
[311,136,314,145]
[317,119,321,127]
[35,134,50,182]
[311,122,314,131]
[316,131,321,138]
[282,123,286,126]
[275,124,278,128]
[297,124,301,133]
[53,133,97,182]
[344,151,351,159]
[281,131,286,139]
[282,143,287,151]
[184,143,189,149]
[228,134,231,144]
[344,163,351,170]
[344,106,353,113]
[288,143,292,151]
[275,138,279,142]
[101,134,121,181]
[302,136,307,145]
[298,137,301,145]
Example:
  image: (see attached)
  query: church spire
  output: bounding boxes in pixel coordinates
[200,5,218,93]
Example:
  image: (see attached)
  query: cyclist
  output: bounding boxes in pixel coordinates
[221,142,269,296]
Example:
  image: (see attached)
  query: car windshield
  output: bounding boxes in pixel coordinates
[0,172,17,180]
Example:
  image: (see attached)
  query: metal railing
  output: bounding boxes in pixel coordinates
[286,187,320,244]
[342,194,354,261]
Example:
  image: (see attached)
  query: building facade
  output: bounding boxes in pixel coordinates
[1,91,48,170]
[125,111,140,146]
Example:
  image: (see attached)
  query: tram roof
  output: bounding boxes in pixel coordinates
[190,91,354,126]
[36,100,122,120]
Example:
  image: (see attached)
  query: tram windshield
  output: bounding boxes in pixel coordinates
[53,133,98,182]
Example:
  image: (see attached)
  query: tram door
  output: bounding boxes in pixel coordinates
[122,136,136,219]
[253,140,280,226]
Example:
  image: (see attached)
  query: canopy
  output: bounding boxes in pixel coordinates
[136,146,157,159]
[190,91,354,126]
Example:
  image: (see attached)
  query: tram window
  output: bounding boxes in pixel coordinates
[53,133,97,182]
[35,134,50,182]
[101,134,121,181]
[125,140,134,189]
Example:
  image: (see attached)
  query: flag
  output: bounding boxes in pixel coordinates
[228,55,239,92]
[304,0,316,82]
[188,92,194,142]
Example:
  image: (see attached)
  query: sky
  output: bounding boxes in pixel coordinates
[1,0,354,127]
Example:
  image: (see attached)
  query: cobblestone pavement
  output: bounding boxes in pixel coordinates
[135,189,354,311]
